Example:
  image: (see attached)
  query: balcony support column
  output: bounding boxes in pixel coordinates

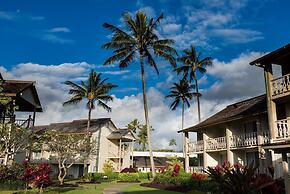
[203,133,208,168]
[226,127,234,164]
[282,153,290,194]
[184,132,190,173]
[264,64,277,140]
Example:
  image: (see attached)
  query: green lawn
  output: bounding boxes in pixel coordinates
[0,181,112,194]
[122,184,206,194]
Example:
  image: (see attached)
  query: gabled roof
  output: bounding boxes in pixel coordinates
[2,79,42,112]
[107,128,135,142]
[34,118,114,133]
[181,94,267,132]
[250,44,290,67]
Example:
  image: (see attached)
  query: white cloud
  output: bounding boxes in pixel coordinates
[49,27,71,33]
[41,34,74,44]
[0,52,268,149]
[210,29,264,43]
[100,70,130,75]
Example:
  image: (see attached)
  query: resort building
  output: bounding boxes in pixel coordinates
[132,151,184,173]
[0,76,42,165]
[182,44,290,190]
[32,119,135,178]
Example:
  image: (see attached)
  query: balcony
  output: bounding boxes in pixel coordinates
[276,118,290,139]
[188,131,270,153]
[206,137,227,151]
[271,73,290,99]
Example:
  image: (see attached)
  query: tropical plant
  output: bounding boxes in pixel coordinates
[127,119,142,137]
[176,45,212,122]
[63,70,116,131]
[41,130,95,185]
[136,124,154,151]
[166,156,184,172]
[206,161,274,194]
[102,160,114,173]
[102,11,177,178]
[169,138,177,147]
[166,78,196,131]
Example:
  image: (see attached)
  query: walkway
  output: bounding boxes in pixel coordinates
[102,182,137,194]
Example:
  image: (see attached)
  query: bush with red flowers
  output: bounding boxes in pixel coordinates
[191,172,207,181]
[171,164,180,177]
[22,162,52,192]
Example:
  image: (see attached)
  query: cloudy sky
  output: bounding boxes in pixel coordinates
[0,0,289,150]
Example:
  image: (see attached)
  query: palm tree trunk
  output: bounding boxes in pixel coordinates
[140,55,156,178]
[87,102,92,131]
[182,101,186,162]
[195,78,201,123]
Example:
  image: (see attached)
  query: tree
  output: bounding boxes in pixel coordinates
[169,138,177,147]
[0,123,34,165]
[176,45,212,123]
[166,78,196,131]
[41,130,95,185]
[102,11,177,178]
[63,70,116,131]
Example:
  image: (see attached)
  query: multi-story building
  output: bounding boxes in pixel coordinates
[32,119,135,178]
[182,44,290,191]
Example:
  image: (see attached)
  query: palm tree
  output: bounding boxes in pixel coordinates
[166,79,196,159]
[176,45,212,123]
[102,11,177,177]
[166,78,196,132]
[169,138,177,147]
[63,70,117,131]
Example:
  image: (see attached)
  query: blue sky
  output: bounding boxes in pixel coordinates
[0,0,289,148]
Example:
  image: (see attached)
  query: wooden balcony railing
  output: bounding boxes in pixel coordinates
[230,132,257,148]
[276,118,290,139]
[188,140,203,153]
[271,73,290,98]
[188,131,271,153]
[206,136,227,151]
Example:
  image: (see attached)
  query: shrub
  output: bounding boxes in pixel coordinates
[206,161,278,194]
[138,172,151,180]
[118,173,139,182]
[121,167,136,173]
[102,160,114,173]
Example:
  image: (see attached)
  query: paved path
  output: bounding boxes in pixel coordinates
[102,182,137,194]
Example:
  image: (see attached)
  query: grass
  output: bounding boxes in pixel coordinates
[122,184,182,194]
[0,181,112,194]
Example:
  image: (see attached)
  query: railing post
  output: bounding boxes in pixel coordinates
[226,127,233,164]
[203,133,208,168]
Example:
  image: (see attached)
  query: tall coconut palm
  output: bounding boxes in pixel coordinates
[102,11,177,177]
[176,45,212,123]
[166,78,196,133]
[63,70,117,131]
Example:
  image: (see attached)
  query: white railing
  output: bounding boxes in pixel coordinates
[206,136,226,151]
[276,119,290,139]
[271,73,290,98]
[230,132,257,148]
[188,140,203,153]
[261,130,271,144]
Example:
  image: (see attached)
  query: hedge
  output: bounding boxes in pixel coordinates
[118,173,140,182]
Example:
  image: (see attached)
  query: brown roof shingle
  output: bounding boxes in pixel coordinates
[182,94,267,132]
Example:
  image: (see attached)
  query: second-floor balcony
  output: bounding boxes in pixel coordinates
[271,73,290,99]
[276,118,290,139]
[188,131,270,153]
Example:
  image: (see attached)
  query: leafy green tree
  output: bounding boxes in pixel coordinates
[176,45,212,122]
[63,70,116,131]
[41,130,95,185]
[102,11,177,177]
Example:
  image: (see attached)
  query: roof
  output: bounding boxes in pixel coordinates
[133,151,184,158]
[133,156,168,167]
[34,118,114,133]
[107,128,135,142]
[2,79,42,112]
[250,44,290,67]
[181,94,267,132]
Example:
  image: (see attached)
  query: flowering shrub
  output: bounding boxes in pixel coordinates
[172,164,180,177]
[191,172,207,181]
[206,161,283,194]
[22,162,52,192]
